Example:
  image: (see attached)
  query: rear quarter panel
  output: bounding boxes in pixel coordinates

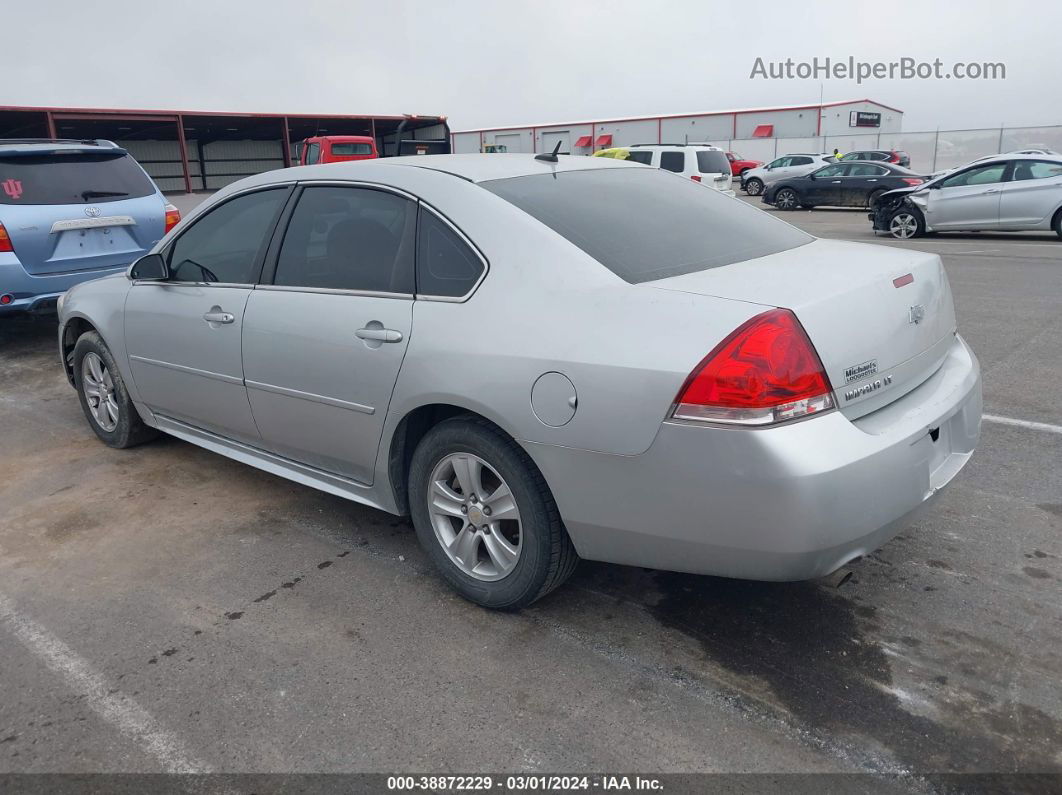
[376,169,764,459]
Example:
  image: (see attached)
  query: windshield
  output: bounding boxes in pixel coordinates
[0,152,155,206]
[481,167,812,284]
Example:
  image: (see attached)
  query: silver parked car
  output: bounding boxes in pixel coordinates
[741,153,836,196]
[58,154,982,609]
[872,154,1062,239]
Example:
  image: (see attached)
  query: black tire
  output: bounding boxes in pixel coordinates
[744,177,764,196]
[775,188,800,210]
[72,331,158,449]
[1053,210,1062,240]
[867,188,888,209]
[887,208,926,240]
[408,416,578,610]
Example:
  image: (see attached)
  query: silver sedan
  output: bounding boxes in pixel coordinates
[58,154,982,609]
[873,154,1062,239]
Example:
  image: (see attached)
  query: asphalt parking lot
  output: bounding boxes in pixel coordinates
[0,192,1060,790]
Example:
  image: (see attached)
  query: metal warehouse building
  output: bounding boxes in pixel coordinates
[0,105,448,193]
[452,99,902,156]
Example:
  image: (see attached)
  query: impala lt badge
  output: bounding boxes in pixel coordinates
[844,374,894,402]
[909,304,926,324]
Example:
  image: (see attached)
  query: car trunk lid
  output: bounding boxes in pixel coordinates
[1,195,165,275]
[649,238,956,420]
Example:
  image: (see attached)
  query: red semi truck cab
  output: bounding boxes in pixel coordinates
[294,136,378,165]
[292,116,452,166]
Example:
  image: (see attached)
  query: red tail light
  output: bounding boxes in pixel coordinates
[164,203,181,234]
[0,222,13,253]
[900,178,924,186]
[691,175,702,183]
[672,308,835,426]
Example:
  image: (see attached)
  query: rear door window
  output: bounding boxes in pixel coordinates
[1012,160,1062,180]
[0,151,155,205]
[788,156,812,166]
[330,142,374,156]
[482,167,811,284]
[659,152,685,173]
[696,150,731,174]
[626,151,653,165]
[167,189,287,284]
[273,186,415,293]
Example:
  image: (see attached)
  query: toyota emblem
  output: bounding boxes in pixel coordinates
[84,206,102,218]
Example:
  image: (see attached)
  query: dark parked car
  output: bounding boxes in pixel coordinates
[762,161,925,210]
[840,149,911,168]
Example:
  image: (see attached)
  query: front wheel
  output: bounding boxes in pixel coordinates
[744,177,764,196]
[774,188,800,210]
[888,209,925,239]
[73,331,158,448]
[1053,211,1062,240]
[408,416,578,609]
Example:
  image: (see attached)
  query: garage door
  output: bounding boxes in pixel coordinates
[540,131,571,155]
[494,133,524,153]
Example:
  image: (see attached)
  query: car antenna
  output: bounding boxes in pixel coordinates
[535,141,563,163]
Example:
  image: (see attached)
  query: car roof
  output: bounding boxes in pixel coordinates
[631,143,723,150]
[284,153,645,184]
[0,138,124,155]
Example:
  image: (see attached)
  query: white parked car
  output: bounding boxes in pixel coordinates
[624,144,734,196]
[741,154,836,196]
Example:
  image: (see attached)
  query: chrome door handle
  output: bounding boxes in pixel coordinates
[356,327,403,343]
[831,180,841,183]
[867,179,878,182]
[202,311,235,324]
[984,188,1000,194]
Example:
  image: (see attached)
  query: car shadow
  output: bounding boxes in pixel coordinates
[537,560,1062,787]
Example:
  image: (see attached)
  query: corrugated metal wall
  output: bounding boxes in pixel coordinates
[121,140,198,193]
[199,140,285,190]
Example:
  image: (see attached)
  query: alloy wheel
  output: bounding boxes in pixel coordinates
[776,189,798,210]
[428,453,522,581]
[890,212,919,239]
[746,179,763,196]
[82,352,119,432]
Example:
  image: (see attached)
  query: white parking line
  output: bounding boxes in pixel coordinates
[983,414,1062,435]
[0,591,210,774]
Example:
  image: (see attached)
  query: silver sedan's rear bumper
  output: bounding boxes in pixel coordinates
[527,335,981,581]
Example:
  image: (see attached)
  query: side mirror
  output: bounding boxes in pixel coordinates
[928,182,943,190]
[128,253,167,281]
[807,173,817,180]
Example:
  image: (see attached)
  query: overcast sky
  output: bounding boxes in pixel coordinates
[7,0,1059,133]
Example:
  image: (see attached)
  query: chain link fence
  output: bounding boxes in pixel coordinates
[718,125,1062,174]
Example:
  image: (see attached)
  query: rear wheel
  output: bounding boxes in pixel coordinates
[73,332,157,448]
[775,188,800,210]
[888,209,925,240]
[408,416,578,609]
[1053,210,1062,239]
[744,177,764,196]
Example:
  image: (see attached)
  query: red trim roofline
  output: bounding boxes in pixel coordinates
[454,99,903,134]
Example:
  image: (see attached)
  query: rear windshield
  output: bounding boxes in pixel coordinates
[696,150,731,174]
[0,152,155,206]
[481,167,812,284]
[330,142,373,156]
